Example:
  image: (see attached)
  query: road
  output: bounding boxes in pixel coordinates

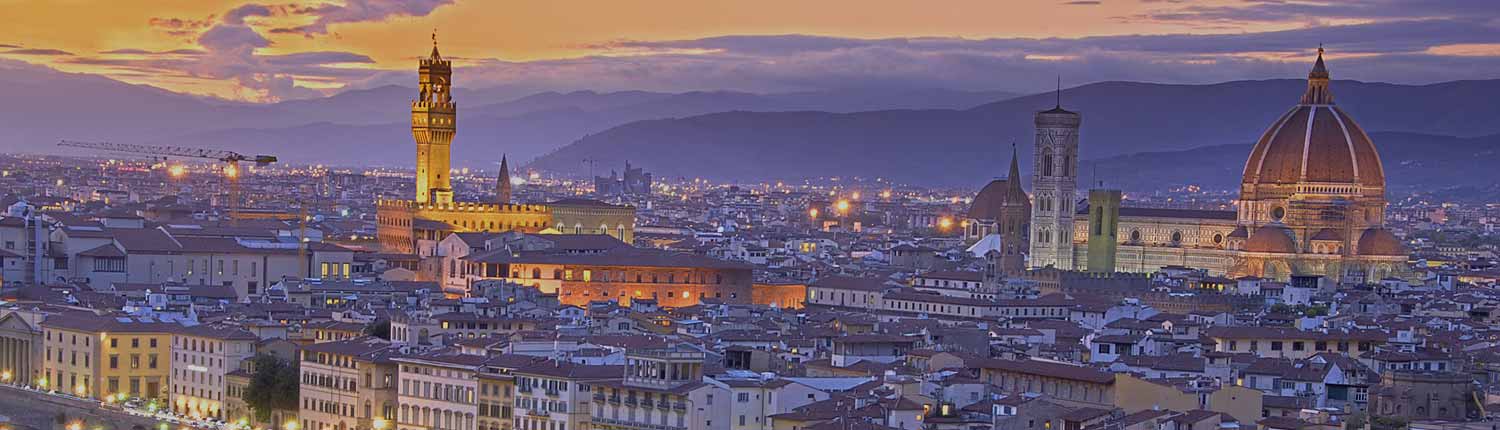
[0,385,170,430]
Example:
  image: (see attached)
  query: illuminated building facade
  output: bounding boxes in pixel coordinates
[40,314,175,401]
[463,248,753,308]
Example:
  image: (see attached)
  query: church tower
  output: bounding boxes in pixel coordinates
[1029,94,1082,270]
[496,155,512,204]
[413,33,456,204]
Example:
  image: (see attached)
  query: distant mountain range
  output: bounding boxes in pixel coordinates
[1079,132,1500,193]
[528,78,1500,189]
[0,64,1012,166]
[5,63,1498,192]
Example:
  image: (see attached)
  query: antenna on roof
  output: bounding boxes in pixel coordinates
[1056,76,1062,109]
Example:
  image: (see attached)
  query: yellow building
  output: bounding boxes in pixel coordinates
[1204,326,1387,360]
[40,313,175,401]
[1113,373,1262,425]
[377,39,634,255]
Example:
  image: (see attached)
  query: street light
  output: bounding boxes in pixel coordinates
[1,370,11,382]
[284,420,299,430]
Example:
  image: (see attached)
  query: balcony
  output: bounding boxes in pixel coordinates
[609,395,621,404]
[517,386,532,394]
[527,408,548,417]
[672,402,686,410]
[594,392,607,402]
[624,397,638,406]
[640,399,653,408]
[545,388,560,396]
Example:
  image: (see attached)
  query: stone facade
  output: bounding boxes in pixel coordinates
[1029,104,1081,271]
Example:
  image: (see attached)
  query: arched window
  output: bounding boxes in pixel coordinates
[1041,148,1054,177]
[532,268,541,279]
[1062,153,1072,177]
[552,269,563,280]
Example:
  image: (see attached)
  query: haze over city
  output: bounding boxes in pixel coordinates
[0,3,1497,430]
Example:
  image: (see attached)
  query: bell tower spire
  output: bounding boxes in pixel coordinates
[413,30,457,204]
[496,154,512,204]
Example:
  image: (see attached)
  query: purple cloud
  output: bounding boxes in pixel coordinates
[5,48,74,56]
[338,15,1500,97]
[1135,0,1498,23]
[263,51,375,66]
[274,0,454,36]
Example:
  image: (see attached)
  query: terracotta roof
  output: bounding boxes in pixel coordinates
[1357,228,1405,256]
[975,358,1114,384]
[810,276,892,292]
[1246,223,1297,254]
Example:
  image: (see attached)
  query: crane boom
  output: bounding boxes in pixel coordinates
[58,140,277,166]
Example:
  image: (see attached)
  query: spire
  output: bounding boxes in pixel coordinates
[430,28,442,60]
[1007,142,1025,199]
[496,154,513,204]
[1300,45,1334,105]
[1055,76,1062,109]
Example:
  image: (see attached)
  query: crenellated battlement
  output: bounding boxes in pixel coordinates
[378,198,551,214]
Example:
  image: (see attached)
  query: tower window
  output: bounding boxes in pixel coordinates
[1041,148,1054,177]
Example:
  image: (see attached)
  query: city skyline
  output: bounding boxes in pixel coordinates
[0,3,1499,430]
[1,0,1498,101]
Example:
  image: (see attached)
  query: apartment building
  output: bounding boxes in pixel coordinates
[300,337,401,430]
[514,360,621,430]
[396,352,488,430]
[169,324,258,419]
[40,312,175,400]
[589,348,725,430]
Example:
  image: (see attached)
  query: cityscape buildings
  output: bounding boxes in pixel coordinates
[0,27,1496,430]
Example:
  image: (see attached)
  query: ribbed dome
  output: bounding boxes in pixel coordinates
[1246,223,1297,253]
[968,179,1026,219]
[1357,228,1405,256]
[1242,49,1385,189]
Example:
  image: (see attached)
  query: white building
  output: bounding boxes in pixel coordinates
[396,352,487,430]
[169,324,258,420]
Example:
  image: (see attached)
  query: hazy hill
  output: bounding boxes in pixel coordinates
[0,64,1012,162]
[528,79,1500,187]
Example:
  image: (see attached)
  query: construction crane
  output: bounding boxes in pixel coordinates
[58,140,278,219]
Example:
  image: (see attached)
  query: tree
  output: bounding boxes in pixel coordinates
[364,319,391,340]
[244,354,299,422]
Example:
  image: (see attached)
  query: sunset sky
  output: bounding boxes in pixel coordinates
[2,0,1497,102]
